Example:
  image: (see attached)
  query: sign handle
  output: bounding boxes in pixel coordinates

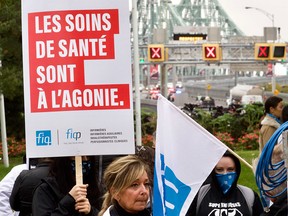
[75,156,83,184]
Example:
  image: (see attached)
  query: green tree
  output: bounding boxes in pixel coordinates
[0,0,24,138]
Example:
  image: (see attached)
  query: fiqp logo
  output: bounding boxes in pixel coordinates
[36,130,52,146]
[66,128,82,141]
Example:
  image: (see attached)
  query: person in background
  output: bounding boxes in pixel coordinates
[258,105,288,216]
[135,145,155,185]
[10,158,52,216]
[135,145,155,213]
[98,155,151,216]
[186,151,263,216]
[32,156,102,216]
[0,157,27,216]
[259,96,283,152]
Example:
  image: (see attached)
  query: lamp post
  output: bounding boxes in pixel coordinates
[245,6,276,94]
[245,6,274,27]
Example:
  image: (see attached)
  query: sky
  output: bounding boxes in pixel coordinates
[173,0,288,42]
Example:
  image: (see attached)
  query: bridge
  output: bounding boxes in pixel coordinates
[130,0,287,91]
[132,0,245,44]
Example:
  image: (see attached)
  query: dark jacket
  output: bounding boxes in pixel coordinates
[260,193,287,216]
[32,177,99,216]
[9,161,50,216]
[105,202,150,216]
[186,151,263,216]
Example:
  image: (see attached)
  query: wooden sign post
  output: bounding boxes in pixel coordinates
[75,156,83,184]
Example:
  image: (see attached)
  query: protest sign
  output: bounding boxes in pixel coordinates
[22,0,134,157]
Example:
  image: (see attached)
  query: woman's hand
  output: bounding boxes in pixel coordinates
[75,196,91,214]
[69,184,88,201]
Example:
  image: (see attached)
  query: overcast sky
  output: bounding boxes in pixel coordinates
[173,0,288,42]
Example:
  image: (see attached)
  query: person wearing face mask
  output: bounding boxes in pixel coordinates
[186,151,263,216]
[32,156,102,216]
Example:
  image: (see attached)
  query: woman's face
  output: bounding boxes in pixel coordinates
[115,171,150,214]
[271,101,284,118]
[215,157,236,174]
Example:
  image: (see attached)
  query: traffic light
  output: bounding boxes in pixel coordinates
[255,43,287,61]
[254,43,270,60]
[202,44,221,61]
[148,44,165,62]
[270,43,286,60]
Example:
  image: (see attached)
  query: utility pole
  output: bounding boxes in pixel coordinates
[0,59,9,167]
[245,6,277,94]
[0,92,9,167]
[132,0,142,146]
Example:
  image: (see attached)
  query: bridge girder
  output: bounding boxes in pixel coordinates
[132,0,245,44]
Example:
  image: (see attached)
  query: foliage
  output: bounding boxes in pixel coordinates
[0,137,25,157]
[214,131,234,149]
[193,108,213,133]
[211,113,234,134]
[0,0,25,139]
[237,130,259,150]
[181,102,264,150]
[241,104,264,132]
[142,134,154,147]
[262,83,282,92]
[141,108,157,136]
[0,0,23,99]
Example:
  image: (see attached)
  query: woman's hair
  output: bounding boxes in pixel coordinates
[135,145,155,185]
[49,156,102,209]
[99,155,150,216]
[281,105,288,123]
[264,96,283,114]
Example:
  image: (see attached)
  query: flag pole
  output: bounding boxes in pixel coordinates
[226,148,253,170]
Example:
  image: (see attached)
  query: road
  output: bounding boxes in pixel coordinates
[139,89,228,112]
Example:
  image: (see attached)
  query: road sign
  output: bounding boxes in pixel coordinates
[148,44,165,62]
[255,43,270,60]
[202,44,221,61]
[255,43,287,61]
[270,43,286,60]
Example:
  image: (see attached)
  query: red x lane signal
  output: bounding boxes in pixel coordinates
[151,48,161,58]
[255,43,287,61]
[255,43,270,60]
[205,46,216,58]
[148,44,165,62]
[202,44,221,61]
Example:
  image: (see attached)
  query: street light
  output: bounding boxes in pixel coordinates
[245,6,276,95]
[245,6,274,27]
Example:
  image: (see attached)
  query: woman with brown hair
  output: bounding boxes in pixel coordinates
[99,155,151,216]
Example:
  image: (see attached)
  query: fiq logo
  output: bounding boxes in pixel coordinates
[66,128,81,141]
[36,130,52,146]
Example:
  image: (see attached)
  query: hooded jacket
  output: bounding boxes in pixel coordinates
[102,202,150,216]
[259,114,281,152]
[32,177,99,216]
[10,161,51,216]
[260,192,287,216]
[186,151,263,216]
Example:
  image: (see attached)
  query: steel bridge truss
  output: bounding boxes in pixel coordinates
[132,0,245,44]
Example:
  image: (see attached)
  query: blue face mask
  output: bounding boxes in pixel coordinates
[215,172,237,194]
